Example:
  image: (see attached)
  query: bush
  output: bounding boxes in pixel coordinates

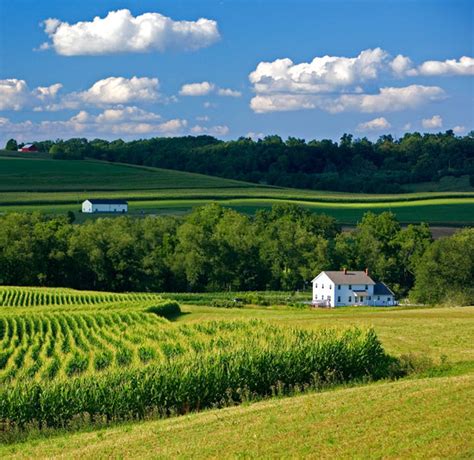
[146,301,181,318]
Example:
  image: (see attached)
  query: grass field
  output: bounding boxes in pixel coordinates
[0,286,473,457]
[1,154,474,225]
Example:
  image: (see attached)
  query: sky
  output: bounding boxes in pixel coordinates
[0,0,473,145]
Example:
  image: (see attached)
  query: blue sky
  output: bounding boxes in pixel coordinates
[0,0,472,145]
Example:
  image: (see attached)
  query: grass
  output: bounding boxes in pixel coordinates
[1,155,474,224]
[1,372,472,459]
[0,157,254,191]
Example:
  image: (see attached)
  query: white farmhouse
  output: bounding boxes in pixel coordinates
[82,199,128,214]
[312,269,396,307]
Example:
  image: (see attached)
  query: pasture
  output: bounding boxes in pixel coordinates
[1,155,473,225]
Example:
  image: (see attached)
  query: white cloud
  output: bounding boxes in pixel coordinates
[246,132,264,140]
[415,56,474,76]
[79,76,160,105]
[390,55,415,77]
[249,48,389,94]
[180,82,241,97]
[95,106,161,123]
[403,123,412,130]
[190,124,229,136]
[40,9,220,56]
[180,81,215,96]
[217,88,242,97]
[357,117,391,131]
[421,115,443,129]
[453,125,466,134]
[196,115,210,122]
[250,94,317,113]
[0,79,63,111]
[331,85,445,113]
[250,85,445,114]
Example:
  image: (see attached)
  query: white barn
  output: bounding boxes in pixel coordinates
[312,269,396,307]
[82,199,128,214]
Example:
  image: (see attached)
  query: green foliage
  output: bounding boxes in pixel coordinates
[145,301,181,318]
[27,131,474,193]
[410,228,474,304]
[5,139,17,151]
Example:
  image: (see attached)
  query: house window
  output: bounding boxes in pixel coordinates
[315,283,318,288]
[365,285,368,289]
[330,285,332,289]
[315,294,318,300]
[377,296,380,300]
[348,296,352,302]
[322,295,324,300]
[387,297,391,301]
[322,284,324,289]
[338,285,341,290]
[368,296,371,300]
[349,285,352,289]
[337,296,341,302]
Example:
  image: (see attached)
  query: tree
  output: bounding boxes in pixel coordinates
[410,228,474,305]
[5,139,17,151]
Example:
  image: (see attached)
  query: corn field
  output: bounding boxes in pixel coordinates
[0,286,393,431]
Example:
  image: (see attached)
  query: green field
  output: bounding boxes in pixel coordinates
[1,154,474,224]
[0,286,473,458]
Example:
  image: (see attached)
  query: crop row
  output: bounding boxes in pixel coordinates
[0,286,162,308]
[0,324,393,429]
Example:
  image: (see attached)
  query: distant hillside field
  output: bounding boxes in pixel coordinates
[1,155,473,225]
[0,155,255,191]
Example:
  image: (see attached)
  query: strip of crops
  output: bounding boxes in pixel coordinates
[0,322,393,430]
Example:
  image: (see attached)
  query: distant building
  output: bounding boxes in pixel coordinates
[82,199,128,214]
[18,143,38,152]
[312,269,396,307]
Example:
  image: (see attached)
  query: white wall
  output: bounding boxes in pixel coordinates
[312,273,336,307]
[82,201,128,213]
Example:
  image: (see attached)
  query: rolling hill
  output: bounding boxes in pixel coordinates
[1,153,473,225]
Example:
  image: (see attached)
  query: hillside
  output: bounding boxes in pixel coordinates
[1,153,473,225]
[0,153,257,191]
[1,372,472,458]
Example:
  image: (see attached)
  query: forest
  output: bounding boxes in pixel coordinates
[5,131,474,193]
[0,204,472,304]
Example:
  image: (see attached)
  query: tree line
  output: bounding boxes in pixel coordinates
[0,204,472,304]
[5,131,474,193]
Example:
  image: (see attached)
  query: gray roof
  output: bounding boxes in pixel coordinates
[84,199,128,205]
[314,271,375,285]
[353,290,369,296]
[374,282,394,296]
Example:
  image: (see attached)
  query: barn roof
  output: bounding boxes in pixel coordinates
[22,144,36,148]
[313,271,375,285]
[84,199,128,205]
[373,282,394,296]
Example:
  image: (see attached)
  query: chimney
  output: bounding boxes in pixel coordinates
[365,268,369,276]
[343,268,347,275]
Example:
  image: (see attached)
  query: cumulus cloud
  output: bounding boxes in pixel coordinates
[179,81,215,96]
[79,76,160,105]
[39,9,220,56]
[249,48,389,94]
[250,85,445,114]
[179,81,241,97]
[390,55,416,77]
[415,56,474,76]
[330,85,445,113]
[190,124,229,136]
[217,88,242,97]
[421,115,443,129]
[0,109,188,143]
[246,132,264,140]
[357,117,391,131]
[453,125,466,134]
[0,79,63,110]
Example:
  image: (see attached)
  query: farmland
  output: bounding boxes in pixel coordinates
[0,286,393,432]
[1,155,473,225]
[0,286,473,458]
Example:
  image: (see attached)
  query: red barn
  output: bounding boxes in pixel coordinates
[19,143,38,152]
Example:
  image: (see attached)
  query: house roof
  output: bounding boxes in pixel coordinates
[22,144,36,148]
[84,199,128,205]
[374,282,394,296]
[353,290,369,296]
[313,271,375,285]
